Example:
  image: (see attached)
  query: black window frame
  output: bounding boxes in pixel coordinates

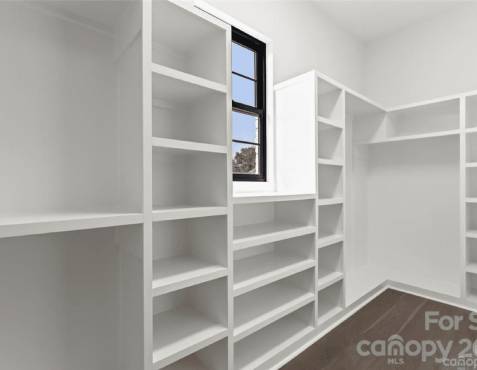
[232,27,267,182]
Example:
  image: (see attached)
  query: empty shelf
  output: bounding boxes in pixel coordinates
[362,129,460,144]
[317,270,344,291]
[318,198,344,206]
[466,162,477,168]
[160,356,208,370]
[467,198,477,203]
[318,234,344,248]
[318,158,344,166]
[466,264,477,275]
[467,231,477,239]
[0,212,144,238]
[233,222,316,251]
[153,307,227,369]
[152,137,227,154]
[152,63,226,95]
[234,252,315,296]
[317,116,343,129]
[234,282,314,342]
[153,257,227,296]
[235,314,314,370]
[317,306,343,326]
[233,193,316,204]
[152,206,227,222]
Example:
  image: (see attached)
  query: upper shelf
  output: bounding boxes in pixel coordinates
[360,129,460,145]
[0,212,144,238]
[233,193,316,204]
[152,137,227,155]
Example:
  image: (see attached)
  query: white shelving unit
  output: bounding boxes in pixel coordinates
[147,2,232,369]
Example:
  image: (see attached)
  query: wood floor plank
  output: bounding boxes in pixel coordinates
[281,289,477,370]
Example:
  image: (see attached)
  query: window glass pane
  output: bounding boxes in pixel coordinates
[232,74,256,106]
[232,43,255,79]
[233,111,259,144]
[232,142,259,175]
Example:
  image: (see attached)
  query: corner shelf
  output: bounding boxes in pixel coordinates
[152,206,227,222]
[233,222,316,251]
[152,137,227,154]
[153,307,228,369]
[0,212,144,239]
[317,307,343,326]
[233,252,315,297]
[234,281,314,342]
[152,257,227,296]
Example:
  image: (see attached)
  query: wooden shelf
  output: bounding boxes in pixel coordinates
[317,270,344,291]
[317,306,343,325]
[318,198,344,206]
[152,137,227,154]
[318,234,344,248]
[361,129,460,145]
[318,158,344,166]
[235,314,314,370]
[153,257,227,296]
[153,307,227,369]
[233,193,316,204]
[0,212,144,239]
[152,63,226,96]
[234,282,314,342]
[233,222,316,251]
[317,116,343,129]
[152,206,227,222]
[234,252,315,296]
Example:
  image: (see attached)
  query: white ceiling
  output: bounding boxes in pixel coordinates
[315,1,466,42]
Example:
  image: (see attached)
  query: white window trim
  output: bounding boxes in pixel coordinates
[194,1,276,195]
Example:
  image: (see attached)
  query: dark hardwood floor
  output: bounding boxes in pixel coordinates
[281,289,477,370]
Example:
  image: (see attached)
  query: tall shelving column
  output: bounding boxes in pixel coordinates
[316,75,346,325]
[147,1,232,369]
[463,94,477,301]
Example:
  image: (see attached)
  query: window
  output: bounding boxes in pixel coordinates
[232,27,267,182]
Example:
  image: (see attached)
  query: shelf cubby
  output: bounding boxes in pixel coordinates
[318,123,344,161]
[466,273,477,301]
[152,149,227,210]
[317,78,343,123]
[151,0,226,85]
[318,203,343,239]
[233,234,315,297]
[233,199,315,251]
[160,339,227,370]
[467,131,477,164]
[467,168,477,198]
[152,68,227,146]
[152,216,227,296]
[318,242,344,291]
[153,278,228,369]
[318,280,344,325]
[466,94,477,128]
[318,164,343,199]
[234,269,315,342]
[467,238,477,267]
[234,304,314,370]
[467,203,477,233]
